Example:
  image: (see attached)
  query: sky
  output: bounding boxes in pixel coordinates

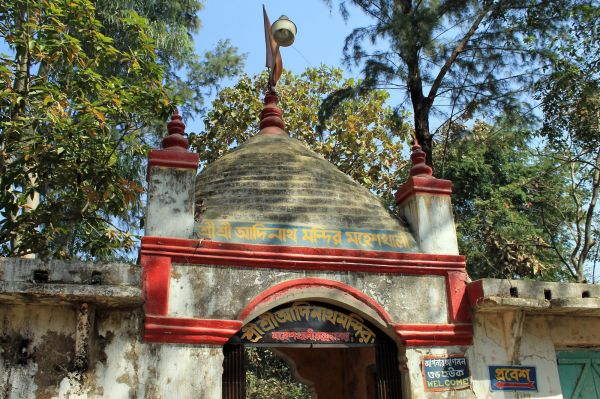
[195,0,369,78]
[186,0,375,132]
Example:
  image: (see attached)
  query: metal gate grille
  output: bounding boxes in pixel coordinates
[222,344,246,399]
[376,337,402,398]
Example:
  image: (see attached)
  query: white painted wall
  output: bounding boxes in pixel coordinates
[145,167,196,238]
[399,194,459,255]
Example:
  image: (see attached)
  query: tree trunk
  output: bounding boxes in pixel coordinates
[576,148,600,282]
[10,4,39,258]
[413,103,432,167]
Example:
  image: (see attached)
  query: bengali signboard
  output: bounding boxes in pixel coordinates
[233,302,377,346]
[196,220,415,252]
[422,355,470,392]
[489,366,537,391]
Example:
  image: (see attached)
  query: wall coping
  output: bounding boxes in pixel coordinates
[0,257,142,308]
[468,278,600,316]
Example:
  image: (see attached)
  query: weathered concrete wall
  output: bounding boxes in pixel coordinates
[468,313,564,398]
[399,194,459,255]
[168,264,449,325]
[403,312,600,399]
[0,258,223,399]
[146,166,196,238]
[545,315,600,347]
[0,305,225,399]
[0,305,224,399]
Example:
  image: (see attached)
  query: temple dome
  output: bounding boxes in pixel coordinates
[194,93,417,252]
[194,130,418,253]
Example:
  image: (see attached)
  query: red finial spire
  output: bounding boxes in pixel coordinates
[258,92,286,134]
[162,108,189,151]
[409,139,433,177]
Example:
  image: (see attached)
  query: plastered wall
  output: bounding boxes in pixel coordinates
[0,305,223,399]
[167,264,449,325]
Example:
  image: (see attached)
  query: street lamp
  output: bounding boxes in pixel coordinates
[263,7,297,92]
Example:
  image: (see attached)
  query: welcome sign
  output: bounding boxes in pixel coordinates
[422,355,471,391]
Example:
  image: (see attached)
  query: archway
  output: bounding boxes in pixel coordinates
[222,300,402,399]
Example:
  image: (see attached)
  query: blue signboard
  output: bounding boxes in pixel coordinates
[489,366,537,391]
[422,355,470,391]
[196,220,416,252]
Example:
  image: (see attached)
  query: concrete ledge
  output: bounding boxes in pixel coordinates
[0,282,143,307]
[0,257,143,308]
[469,278,600,316]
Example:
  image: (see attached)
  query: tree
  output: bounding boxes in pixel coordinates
[0,0,171,258]
[246,347,312,399]
[320,0,584,168]
[0,0,245,260]
[193,66,409,205]
[95,0,245,119]
[535,4,599,282]
[438,119,576,280]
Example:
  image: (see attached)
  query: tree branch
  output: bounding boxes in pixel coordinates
[427,4,491,101]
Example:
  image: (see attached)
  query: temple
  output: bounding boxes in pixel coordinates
[1,11,600,399]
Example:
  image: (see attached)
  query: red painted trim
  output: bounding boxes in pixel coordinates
[141,255,171,316]
[144,316,242,345]
[466,280,485,307]
[395,176,453,206]
[148,149,199,170]
[140,237,466,275]
[238,278,393,323]
[393,323,473,346]
[446,271,472,323]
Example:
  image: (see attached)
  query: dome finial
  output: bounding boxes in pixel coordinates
[162,108,189,151]
[258,91,286,134]
[409,137,432,177]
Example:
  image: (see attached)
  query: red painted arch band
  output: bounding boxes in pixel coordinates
[140,253,457,275]
[394,323,473,346]
[141,256,171,316]
[145,325,240,337]
[145,316,242,329]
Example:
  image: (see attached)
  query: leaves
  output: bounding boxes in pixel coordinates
[0,0,171,259]
[321,0,586,166]
[246,347,312,399]
[438,119,576,281]
[193,65,410,205]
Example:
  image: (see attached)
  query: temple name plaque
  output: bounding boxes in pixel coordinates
[233,302,377,346]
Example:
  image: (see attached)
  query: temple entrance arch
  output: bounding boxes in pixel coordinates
[222,300,403,399]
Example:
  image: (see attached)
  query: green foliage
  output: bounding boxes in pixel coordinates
[320,0,586,166]
[246,347,312,399]
[95,0,245,119]
[534,3,600,281]
[193,65,410,205]
[0,0,171,258]
[539,3,599,151]
[439,120,573,280]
